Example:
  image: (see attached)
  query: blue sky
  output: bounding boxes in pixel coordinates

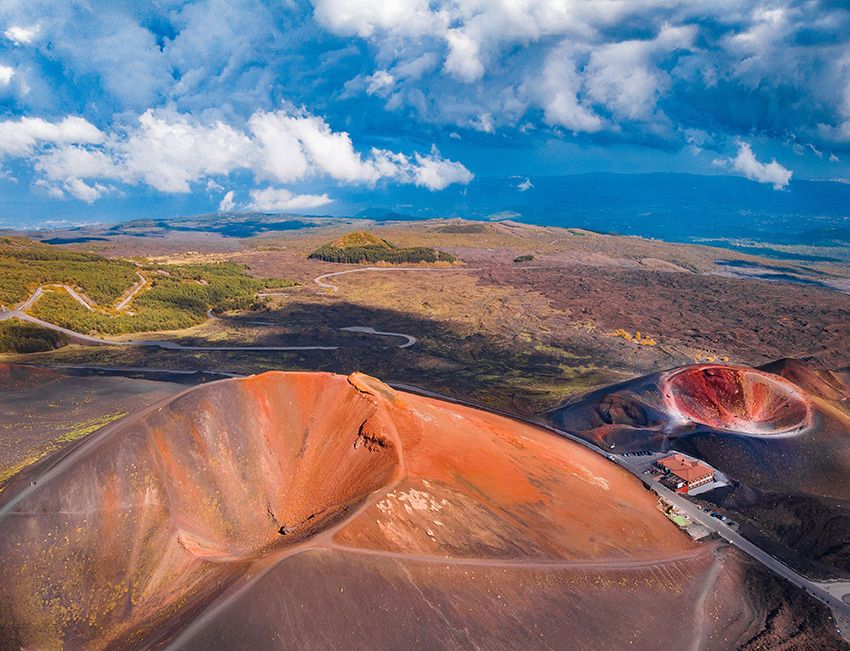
[1,0,850,226]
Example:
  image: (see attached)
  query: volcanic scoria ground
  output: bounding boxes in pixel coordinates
[0,370,844,649]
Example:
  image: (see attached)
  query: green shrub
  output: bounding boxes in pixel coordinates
[309,244,456,264]
[0,320,68,353]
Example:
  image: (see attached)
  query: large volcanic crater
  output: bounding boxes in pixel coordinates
[0,370,706,649]
[661,364,813,437]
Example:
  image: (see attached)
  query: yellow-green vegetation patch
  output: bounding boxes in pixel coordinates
[0,237,137,307]
[0,319,68,353]
[29,262,288,335]
[0,411,127,488]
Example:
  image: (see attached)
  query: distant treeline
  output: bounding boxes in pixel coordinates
[0,320,68,353]
[309,245,456,264]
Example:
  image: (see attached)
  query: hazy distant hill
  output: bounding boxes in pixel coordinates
[345,173,850,248]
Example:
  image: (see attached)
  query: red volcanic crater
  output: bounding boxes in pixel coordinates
[661,365,813,436]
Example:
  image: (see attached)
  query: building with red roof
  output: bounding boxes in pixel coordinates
[656,454,715,493]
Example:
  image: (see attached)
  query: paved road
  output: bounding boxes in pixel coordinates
[0,311,339,352]
[115,272,147,311]
[15,287,43,312]
[62,285,95,311]
[4,288,420,353]
[17,284,94,312]
[644,479,850,620]
[340,325,417,348]
[389,381,850,629]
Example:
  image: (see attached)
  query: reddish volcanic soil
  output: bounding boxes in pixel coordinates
[550,360,850,579]
[662,365,813,436]
[0,371,841,648]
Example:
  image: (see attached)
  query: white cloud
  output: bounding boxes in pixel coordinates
[728,142,792,189]
[0,65,14,85]
[444,30,484,82]
[409,146,474,190]
[535,42,602,132]
[830,153,840,163]
[517,178,533,192]
[584,25,696,122]
[120,109,255,192]
[34,179,65,199]
[63,178,106,203]
[250,108,381,184]
[2,106,472,202]
[472,113,494,133]
[4,24,40,45]
[247,187,332,212]
[311,0,441,38]
[366,70,394,95]
[0,116,104,157]
[219,190,236,211]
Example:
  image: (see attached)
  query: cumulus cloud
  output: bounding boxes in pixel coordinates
[727,142,793,189]
[120,110,254,192]
[0,116,104,157]
[444,30,485,82]
[584,25,696,122]
[4,24,40,44]
[310,0,850,154]
[250,108,383,184]
[219,190,236,211]
[0,106,472,202]
[1,0,848,206]
[0,65,13,85]
[247,187,332,211]
[409,146,474,190]
[535,42,602,133]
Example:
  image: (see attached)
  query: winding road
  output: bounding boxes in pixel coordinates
[17,285,94,312]
[0,309,339,352]
[1,278,422,352]
[340,326,416,348]
[5,271,847,636]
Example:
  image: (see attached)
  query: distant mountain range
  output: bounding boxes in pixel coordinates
[6,173,850,254]
[342,173,850,248]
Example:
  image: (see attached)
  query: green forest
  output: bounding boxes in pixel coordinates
[0,238,295,336]
[28,262,283,335]
[0,237,137,306]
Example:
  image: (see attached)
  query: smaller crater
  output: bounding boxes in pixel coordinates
[662,364,812,437]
